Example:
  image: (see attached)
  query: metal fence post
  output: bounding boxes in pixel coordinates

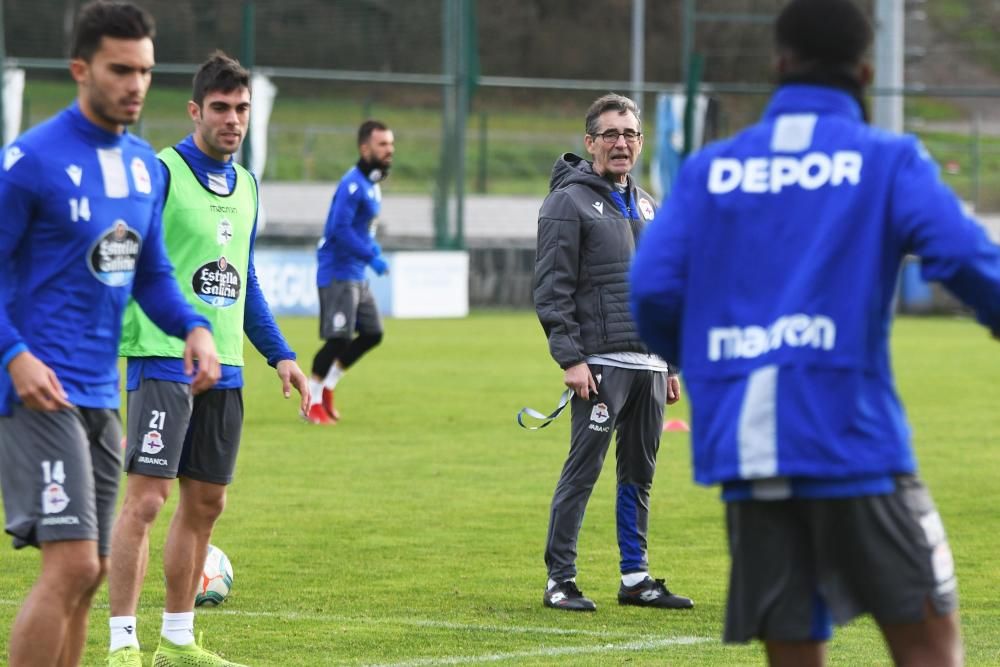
[630,0,645,177]
[241,0,255,172]
[476,109,487,194]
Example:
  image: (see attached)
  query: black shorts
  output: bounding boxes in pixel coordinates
[724,475,958,643]
[125,379,193,478]
[318,279,383,340]
[0,406,122,555]
[125,381,243,485]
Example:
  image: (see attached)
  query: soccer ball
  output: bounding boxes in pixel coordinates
[195,544,234,607]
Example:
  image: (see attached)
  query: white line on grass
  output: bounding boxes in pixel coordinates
[0,598,706,643]
[209,607,678,641]
[360,637,712,667]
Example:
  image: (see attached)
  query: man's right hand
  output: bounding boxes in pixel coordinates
[564,362,598,400]
[370,256,389,276]
[183,326,221,395]
[7,351,72,411]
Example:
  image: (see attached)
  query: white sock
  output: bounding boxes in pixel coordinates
[308,379,324,406]
[161,611,195,647]
[323,364,345,390]
[622,572,649,587]
[109,615,139,651]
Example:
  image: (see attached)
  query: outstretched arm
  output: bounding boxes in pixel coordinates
[892,140,1000,334]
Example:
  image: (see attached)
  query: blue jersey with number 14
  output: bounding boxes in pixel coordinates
[0,103,209,415]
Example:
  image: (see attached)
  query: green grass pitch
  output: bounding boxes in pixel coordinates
[1,312,999,665]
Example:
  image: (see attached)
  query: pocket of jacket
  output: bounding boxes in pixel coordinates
[596,289,608,342]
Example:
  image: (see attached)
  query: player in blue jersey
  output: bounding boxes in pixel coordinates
[0,3,220,666]
[630,1,1000,664]
[106,53,308,667]
[305,120,393,425]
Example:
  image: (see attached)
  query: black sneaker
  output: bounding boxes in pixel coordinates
[543,580,597,611]
[618,577,694,609]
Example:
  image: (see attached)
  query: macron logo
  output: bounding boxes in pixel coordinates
[708,314,836,361]
[4,146,24,171]
[592,201,603,215]
[708,151,862,195]
[66,165,83,186]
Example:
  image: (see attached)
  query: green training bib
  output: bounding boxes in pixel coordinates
[119,147,258,366]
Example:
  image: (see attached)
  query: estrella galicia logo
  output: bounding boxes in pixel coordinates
[192,256,241,307]
[88,220,141,286]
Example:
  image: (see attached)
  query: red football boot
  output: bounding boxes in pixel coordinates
[322,388,341,422]
[303,402,334,425]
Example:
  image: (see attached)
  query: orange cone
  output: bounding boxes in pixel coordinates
[663,419,690,432]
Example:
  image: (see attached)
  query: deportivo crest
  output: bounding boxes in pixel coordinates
[638,197,654,220]
[130,157,152,194]
[4,145,24,171]
[141,430,164,454]
[217,218,234,245]
[42,483,70,515]
[66,164,83,186]
[88,220,141,286]
[590,402,610,424]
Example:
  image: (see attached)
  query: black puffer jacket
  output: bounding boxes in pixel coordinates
[533,153,659,369]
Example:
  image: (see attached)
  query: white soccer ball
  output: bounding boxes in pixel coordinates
[195,544,234,607]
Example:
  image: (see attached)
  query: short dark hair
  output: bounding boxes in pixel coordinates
[191,51,251,106]
[775,0,872,68]
[358,120,389,146]
[585,93,640,136]
[70,1,155,62]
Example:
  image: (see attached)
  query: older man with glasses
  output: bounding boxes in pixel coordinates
[532,93,693,612]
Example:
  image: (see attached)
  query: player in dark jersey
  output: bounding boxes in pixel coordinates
[0,3,219,665]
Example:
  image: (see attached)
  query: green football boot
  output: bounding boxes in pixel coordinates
[107,646,144,667]
[152,634,248,667]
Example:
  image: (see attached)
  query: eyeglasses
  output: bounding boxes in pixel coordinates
[591,129,642,144]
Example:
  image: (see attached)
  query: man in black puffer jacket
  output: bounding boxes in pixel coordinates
[533,93,693,613]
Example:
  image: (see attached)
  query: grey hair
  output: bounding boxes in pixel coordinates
[585,93,641,135]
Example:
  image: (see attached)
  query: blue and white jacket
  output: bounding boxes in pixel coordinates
[316,164,385,284]
[630,85,1000,496]
[0,104,209,415]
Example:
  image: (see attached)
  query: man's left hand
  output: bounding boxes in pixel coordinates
[277,359,310,414]
[666,375,682,405]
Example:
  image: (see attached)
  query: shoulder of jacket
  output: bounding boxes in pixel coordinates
[123,133,156,154]
[540,184,597,217]
[340,171,367,197]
